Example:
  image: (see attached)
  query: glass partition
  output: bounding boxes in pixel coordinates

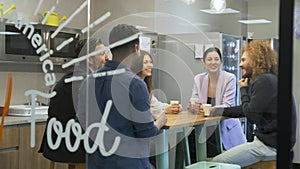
[0,0,297,169]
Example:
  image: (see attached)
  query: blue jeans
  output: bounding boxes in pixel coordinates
[212,137,276,167]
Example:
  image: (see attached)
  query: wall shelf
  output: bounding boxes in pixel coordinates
[0,60,72,73]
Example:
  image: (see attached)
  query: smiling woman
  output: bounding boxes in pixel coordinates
[202,47,223,75]
[188,46,246,161]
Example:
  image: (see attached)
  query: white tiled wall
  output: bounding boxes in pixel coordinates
[0,72,63,105]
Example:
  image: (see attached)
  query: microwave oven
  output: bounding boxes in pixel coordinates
[0,21,81,64]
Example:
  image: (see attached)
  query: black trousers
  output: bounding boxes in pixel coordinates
[188,129,220,163]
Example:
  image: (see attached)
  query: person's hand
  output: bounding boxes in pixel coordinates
[239,78,249,88]
[165,104,182,114]
[178,104,183,112]
[154,112,167,129]
[188,101,202,114]
[209,107,217,116]
[199,104,204,114]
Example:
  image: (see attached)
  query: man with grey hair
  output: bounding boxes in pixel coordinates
[39,38,108,167]
[77,24,167,169]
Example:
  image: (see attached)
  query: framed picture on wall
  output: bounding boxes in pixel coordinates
[194,43,214,59]
[139,36,151,53]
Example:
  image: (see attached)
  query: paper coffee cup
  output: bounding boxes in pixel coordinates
[170,100,179,104]
[202,104,212,116]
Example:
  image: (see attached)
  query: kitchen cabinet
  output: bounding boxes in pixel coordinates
[19,123,50,169]
[0,126,19,169]
[0,121,68,169]
[0,150,19,168]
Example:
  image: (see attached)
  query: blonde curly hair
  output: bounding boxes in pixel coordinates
[242,40,278,81]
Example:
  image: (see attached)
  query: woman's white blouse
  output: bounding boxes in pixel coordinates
[150,95,168,120]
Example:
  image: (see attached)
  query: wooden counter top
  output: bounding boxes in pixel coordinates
[0,115,47,126]
[2,111,224,127]
[164,111,225,129]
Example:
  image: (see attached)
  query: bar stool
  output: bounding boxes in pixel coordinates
[183,124,241,169]
[185,161,241,169]
[49,161,86,169]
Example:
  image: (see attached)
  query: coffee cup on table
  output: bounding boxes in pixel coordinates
[170,100,179,104]
[202,104,212,116]
[169,100,181,113]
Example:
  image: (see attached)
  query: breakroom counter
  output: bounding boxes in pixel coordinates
[1,114,48,126]
[0,114,51,169]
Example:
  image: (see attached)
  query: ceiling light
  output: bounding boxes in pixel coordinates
[182,0,195,5]
[210,0,226,12]
[192,23,209,27]
[200,8,240,14]
[238,19,272,24]
[135,25,148,29]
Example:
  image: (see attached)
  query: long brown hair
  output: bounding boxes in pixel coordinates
[242,40,278,81]
[140,51,153,93]
[131,50,153,93]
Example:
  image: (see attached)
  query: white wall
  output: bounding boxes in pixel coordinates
[91,0,244,36]
[0,72,64,105]
[293,36,300,163]
[247,0,279,39]
[91,0,154,32]
[1,0,87,29]
[154,0,243,35]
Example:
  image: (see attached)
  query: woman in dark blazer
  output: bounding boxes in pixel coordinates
[38,38,109,163]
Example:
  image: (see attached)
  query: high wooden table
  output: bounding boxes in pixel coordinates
[155,111,226,169]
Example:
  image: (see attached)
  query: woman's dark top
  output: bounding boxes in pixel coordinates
[38,71,86,163]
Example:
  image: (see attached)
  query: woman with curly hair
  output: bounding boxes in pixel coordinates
[211,40,297,167]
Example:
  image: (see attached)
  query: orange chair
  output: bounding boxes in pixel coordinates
[0,73,12,143]
[50,161,86,169]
